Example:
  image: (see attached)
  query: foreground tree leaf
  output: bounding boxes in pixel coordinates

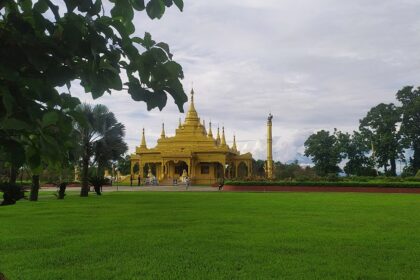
[0,0,186,199]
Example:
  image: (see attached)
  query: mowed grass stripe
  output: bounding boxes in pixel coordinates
[0,192,419,279]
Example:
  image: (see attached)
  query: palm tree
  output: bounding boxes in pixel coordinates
[75,104,128,197]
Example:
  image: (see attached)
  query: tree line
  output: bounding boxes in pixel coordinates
[304,86,420,177]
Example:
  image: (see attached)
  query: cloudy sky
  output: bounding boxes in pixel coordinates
[74,0,420,162]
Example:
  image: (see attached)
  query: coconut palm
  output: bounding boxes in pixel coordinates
[75,104,127,197]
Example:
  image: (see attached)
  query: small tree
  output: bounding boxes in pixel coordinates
[304,130,342,176]
[75,103,127,196]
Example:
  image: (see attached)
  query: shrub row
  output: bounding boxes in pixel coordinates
[225,181,420,188]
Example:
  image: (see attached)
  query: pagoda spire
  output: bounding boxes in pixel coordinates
[160,123,165,138]
[216,126,221,145]
[202,119,207,135]
[232,134,237,151]
[140,128,147,148]
[221,126,227,146]
[185,88,199,125]
[178,117,182,129]
[208,121,213,138]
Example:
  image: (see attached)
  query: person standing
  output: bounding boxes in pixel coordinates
[138,174,141,186]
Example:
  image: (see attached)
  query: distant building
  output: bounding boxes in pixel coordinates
[130,89,253,185]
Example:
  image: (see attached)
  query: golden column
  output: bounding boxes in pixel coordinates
[266,113,274,179]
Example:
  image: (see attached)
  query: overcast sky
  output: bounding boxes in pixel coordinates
[73,0,420,162]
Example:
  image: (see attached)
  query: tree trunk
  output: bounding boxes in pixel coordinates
[390,158,397,176]
[413,142,420,172]
[29,175,40,201]
[9,164,18,184]
[80,153,90,197]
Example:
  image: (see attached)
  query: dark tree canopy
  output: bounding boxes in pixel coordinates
[359,103,402,176]
[336,131,376,176]
[304,130,342,176]
[396,86,420,173]
[0,0,186,199]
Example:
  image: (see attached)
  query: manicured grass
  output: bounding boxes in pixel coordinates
[1,192,420,279]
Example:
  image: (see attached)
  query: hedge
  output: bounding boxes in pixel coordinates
[225,181,420,188]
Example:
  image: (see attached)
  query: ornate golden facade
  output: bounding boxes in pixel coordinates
[130,89,253,185]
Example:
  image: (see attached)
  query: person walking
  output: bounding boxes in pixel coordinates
[218,177,224,191]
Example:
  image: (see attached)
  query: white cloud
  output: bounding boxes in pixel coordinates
[70,0,420,162]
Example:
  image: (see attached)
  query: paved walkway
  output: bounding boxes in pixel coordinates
[40,185,218,192]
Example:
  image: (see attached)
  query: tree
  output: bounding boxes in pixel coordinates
[396,86,420,174]
[251,159,265,178]
[117,155,131,175]
[337,131,376,176]
[304,130,342,176]
[359,103,402,176]
[0,0,186,200]
[75,103,127,196]
[274,160,317,180]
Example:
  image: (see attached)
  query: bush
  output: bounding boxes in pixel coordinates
[0,183,27,206]
[225,180,420,188]
[89,176,110,195]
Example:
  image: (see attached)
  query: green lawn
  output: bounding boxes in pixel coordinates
[1,192,420,279]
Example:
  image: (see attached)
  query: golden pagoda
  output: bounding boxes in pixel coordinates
[130,89,253,185]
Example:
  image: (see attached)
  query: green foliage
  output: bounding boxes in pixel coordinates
[274,161,317,181]
[304,130,342,176]
[88,175,109,195]
[396,86,420,172]
[225,180,420,188]
[117,155,131,175]
[336,131,376,176]
[251,159,265,177]
[359,103,402,176]
[0,0,186,193]
[75,103,127,196]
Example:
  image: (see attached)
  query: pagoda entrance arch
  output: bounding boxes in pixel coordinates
[143,163,157,178]
[164,160,190,181]
[174,160,188,177]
